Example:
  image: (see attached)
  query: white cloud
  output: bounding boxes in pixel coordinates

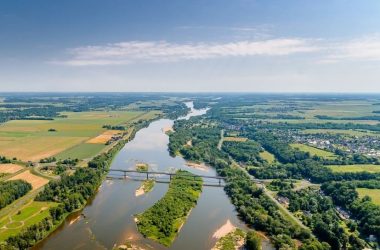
[55,39,320,66]
[321,34,380,63]
[53,34,380,66]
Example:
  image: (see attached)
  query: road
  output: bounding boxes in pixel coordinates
[216,130,309,230]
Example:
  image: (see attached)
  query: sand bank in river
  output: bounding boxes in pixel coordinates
[162,126,173,133]
[185,161,208,171]
[135,187,145,197]
[212,220,245,250]
[212,219,236,239]
[135,180,155,197]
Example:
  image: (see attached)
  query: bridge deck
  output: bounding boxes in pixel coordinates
[108,169,226,186]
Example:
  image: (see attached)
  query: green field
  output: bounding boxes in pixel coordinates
[302,129,380,137]
[259,151,276,163]
[0,111,155,161]
[55,143,106,160]
[357,188,380,206]
[0,201,58,241]
[290,143,337,159]
[328,164,380,173]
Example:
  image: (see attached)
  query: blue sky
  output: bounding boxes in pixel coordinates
[1,0,380,92]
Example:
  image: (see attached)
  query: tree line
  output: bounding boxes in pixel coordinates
[0,180,32,209]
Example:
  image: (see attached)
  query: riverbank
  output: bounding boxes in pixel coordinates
[185,161,208,171]
[136,170,203,247]
[212,228,246,250]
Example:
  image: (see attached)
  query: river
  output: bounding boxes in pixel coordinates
[34,102,272,250]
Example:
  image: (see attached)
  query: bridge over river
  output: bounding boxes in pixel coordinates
[108,169,226,187]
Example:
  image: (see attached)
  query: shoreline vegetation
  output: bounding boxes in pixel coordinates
[136,170,203,247]
[163,126,174,134]
[211,220,263,250]
[135,179,155,197]
[212,228,246,250]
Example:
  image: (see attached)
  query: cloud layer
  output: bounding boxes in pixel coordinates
[57,38,319,66]
[55,35,380,66]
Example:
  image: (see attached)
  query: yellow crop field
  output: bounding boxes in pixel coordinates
[0,164,24,174]
[223,137,248,142]
[87,130,122,144]
[9,170,49,190]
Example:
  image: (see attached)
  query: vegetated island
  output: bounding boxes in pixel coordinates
[135,163,148,172]
[136,170,202,246]
[135,179,155,197]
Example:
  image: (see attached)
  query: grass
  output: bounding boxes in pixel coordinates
[213,228,246,250]
[357,188,380,206]
[290,143,337,159]
[223,137,248,142]
[141,179,155,193]
[0,201,58,242]
[302,129,380,137]
[259,151,276,163]
[328,164,380,173]
[0,110,150,161]
[55,143,106,160]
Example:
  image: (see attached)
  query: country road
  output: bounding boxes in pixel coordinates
[216,130,309,231]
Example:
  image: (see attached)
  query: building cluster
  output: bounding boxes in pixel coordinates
[292,132,380,158]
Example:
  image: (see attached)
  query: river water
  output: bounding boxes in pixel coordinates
[34,103,272,250]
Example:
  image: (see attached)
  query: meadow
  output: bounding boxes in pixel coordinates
[0,201,58,241]
[301,129,380,137]
[290,143,337,160]
[223,136,248,142]
[259,151,276,163]
[328,164,380,173]
[0,110,152,161]
[356,188,380,206]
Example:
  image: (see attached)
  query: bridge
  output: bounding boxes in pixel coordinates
[107,169,226,187]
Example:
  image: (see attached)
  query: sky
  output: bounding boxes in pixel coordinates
[1,0,380,92]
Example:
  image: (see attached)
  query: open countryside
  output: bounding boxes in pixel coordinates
[357,188,380,206]
[1,1,380,249]
[0,111,151,161]
[328,164,380,173]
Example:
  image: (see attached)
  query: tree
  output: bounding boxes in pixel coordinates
[246,231,262,250]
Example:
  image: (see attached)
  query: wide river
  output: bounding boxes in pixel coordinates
[34,103,272,250]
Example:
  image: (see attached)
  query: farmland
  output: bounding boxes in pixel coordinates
[328,164,380,173]
[9,170,49,190]
[0,164,24,174]
[357,188,380,206]
[0,110,151,161]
